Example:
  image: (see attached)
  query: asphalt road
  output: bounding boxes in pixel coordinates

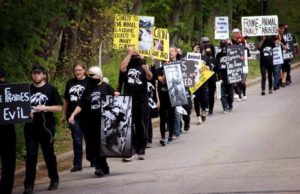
[14,68,300,194]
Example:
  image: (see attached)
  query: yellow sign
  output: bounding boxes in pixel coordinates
[189,63,214,94]
[113,14,139,49]
[140,28,169,61]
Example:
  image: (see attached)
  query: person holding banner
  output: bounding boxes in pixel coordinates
[69,66,114,177]
[273,35,286,90]
[23,64,62,194]
[216,40,234,113]
[0,68,16,194]
[120,47,152,161]
[258,36,276,95]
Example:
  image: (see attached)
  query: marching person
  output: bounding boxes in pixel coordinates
[120,47,152,161]
[0,68,16,194]
[23,64,62,194]
[61,60,89,172]
[69,66,114,177]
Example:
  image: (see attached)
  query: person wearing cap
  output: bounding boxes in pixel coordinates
[0,68,16,194]
[201,37,216,57]
[69,66,115,177]
[23,64,62,194]
[120,46,152,160]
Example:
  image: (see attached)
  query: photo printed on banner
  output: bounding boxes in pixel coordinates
[100,95,132,157]
[138,16,154,51]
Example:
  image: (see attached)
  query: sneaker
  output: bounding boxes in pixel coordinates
[146,143,152,148]
[269,89,273,94]
[48,180,59,190]
[286,81,290,86]
[123,155,135,162]
[228,107,233,112]
[234,94,239,99]
[166,139,173,144]
[261,91,266,96]
[236,98,242,102]
[70,167,82,173]
[281,83,286,88]
[94,169,104,177]
[197,116,202,125]
[242,96,247,101]
[159,139,166,146]
[184,126,190,131]
[223,110,228,114]
[201,116,206,122]
[23,186,34,194]
[138,155,145,160]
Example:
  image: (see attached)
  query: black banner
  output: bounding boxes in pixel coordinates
[180,59,197,87]
[227,45,244,84]
[0,83,31,124]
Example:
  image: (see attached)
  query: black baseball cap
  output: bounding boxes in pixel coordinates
[31,64,45,73]
[0,67,6,78]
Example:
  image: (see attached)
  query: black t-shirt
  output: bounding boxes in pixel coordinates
[64,77,89,118]
[259,38,276,64]
[156,66,171,107]
[124,62,148,104]
[216,50,229,84]
[26,83,62,129]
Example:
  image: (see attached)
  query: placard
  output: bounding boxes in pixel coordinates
[0,83,31,124]
[243,49,249,73]
[189,62,214,94]
[283,32,295,60]
[186,52,201,61]
[180,60,198,87]
[215,16,229,40]
[241,15,278,37]
[164,64,188,107]
[273,46,284,65]
[227,45,244,84]
[100,95,132,157]
[138,16,155,51]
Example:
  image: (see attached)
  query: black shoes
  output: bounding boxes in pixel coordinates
[95,168,110,177]
[261,91,266,96]
[23,187,33,194]
[70,167,82,172]
[48,180,59,190]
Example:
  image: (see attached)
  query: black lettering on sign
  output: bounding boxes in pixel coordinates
[226,45,244,84]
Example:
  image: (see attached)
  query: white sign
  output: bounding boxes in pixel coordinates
[215,16,229,40]
[243,50,249,74]
[273,46,284,65]
[186,52,201,61]
[241,15,278,37]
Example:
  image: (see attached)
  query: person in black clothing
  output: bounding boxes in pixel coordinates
[120,47,153,161]
[216,40,234,113]
[61,60,89,172]
[69,66,115,177]
[202,46,218,116]
[0,68,16,194]
[258,36,276,95]
[23,64,62,194]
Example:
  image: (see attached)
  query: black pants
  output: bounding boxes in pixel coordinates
[208,77,216,113]
[93,121,109,172]
[80,120,96,164]
[182,94,192,129]
[286,61,292,82]
[193,85,207,117]
[221,83,234,110]
[132,102,149,155]
[24,125,59,188]
[260,62,273,91]
[159,104,175,140]
[0,126,16,194]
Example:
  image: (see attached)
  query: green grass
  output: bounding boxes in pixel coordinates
[248,59,261,79]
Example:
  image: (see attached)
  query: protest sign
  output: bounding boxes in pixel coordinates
[0,83,31,125]
[164,64,188,107]
[189,62,214,94]
[273,46,284,65]
[180,60,197,87]
[100,95,133,157]
[283,32,295,60]
[186,52,201,61]
[243,49,249,73]
[226,45,244,84]
[241,15,278,37]
[138,16,154,51]
[247,41,260,60]
[215,16,229,40]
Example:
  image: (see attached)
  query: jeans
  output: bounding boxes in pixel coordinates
[221,83,234,110]
[0,126,16,194]
[69,120,84,168]
[24,124,59,188]
[260,62,273,91]
[273,64,282,89]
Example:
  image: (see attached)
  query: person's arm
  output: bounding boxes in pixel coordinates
[34,105,62,113]
[60,99,68,122]
[258,36,266,49]
[142,65,153,80]
[120,47,134,73]
[68,106,82,125]
[155,82,160,110]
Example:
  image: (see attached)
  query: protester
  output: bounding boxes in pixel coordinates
[273,35,286,90]
[279,23,298,87]
[0,68,16,194]
[120,47,152,161]
[23,64,62,194]
[69,66,114,177]
[258,36,276,95]
[61,60,89,172]
[202,46,218,116]
[216,40,234,113]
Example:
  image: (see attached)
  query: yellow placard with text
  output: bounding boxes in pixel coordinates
[189,63,214,94]
[113,14,139,50]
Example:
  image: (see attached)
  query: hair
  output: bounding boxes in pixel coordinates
[73,60,88,77]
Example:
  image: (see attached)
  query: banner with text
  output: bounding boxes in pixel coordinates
[273,46,284,65]
[226,45,244,84]
[215,16,229,40]
[180,60,198,87]
[0,83,31,125]
[241,15,278,37]
[189,62,214,94]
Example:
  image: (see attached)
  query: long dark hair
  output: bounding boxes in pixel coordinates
[73,60,88,77]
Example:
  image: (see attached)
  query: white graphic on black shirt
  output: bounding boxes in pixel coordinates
[263,47,273,57]
[90,91,101,110]
[147,82,156,109]
[69,85,85,102]
[127,69,142,85]
[31,92,48,106]
[220,56,228,69]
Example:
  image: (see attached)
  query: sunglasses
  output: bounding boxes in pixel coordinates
[89,74,96,77]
